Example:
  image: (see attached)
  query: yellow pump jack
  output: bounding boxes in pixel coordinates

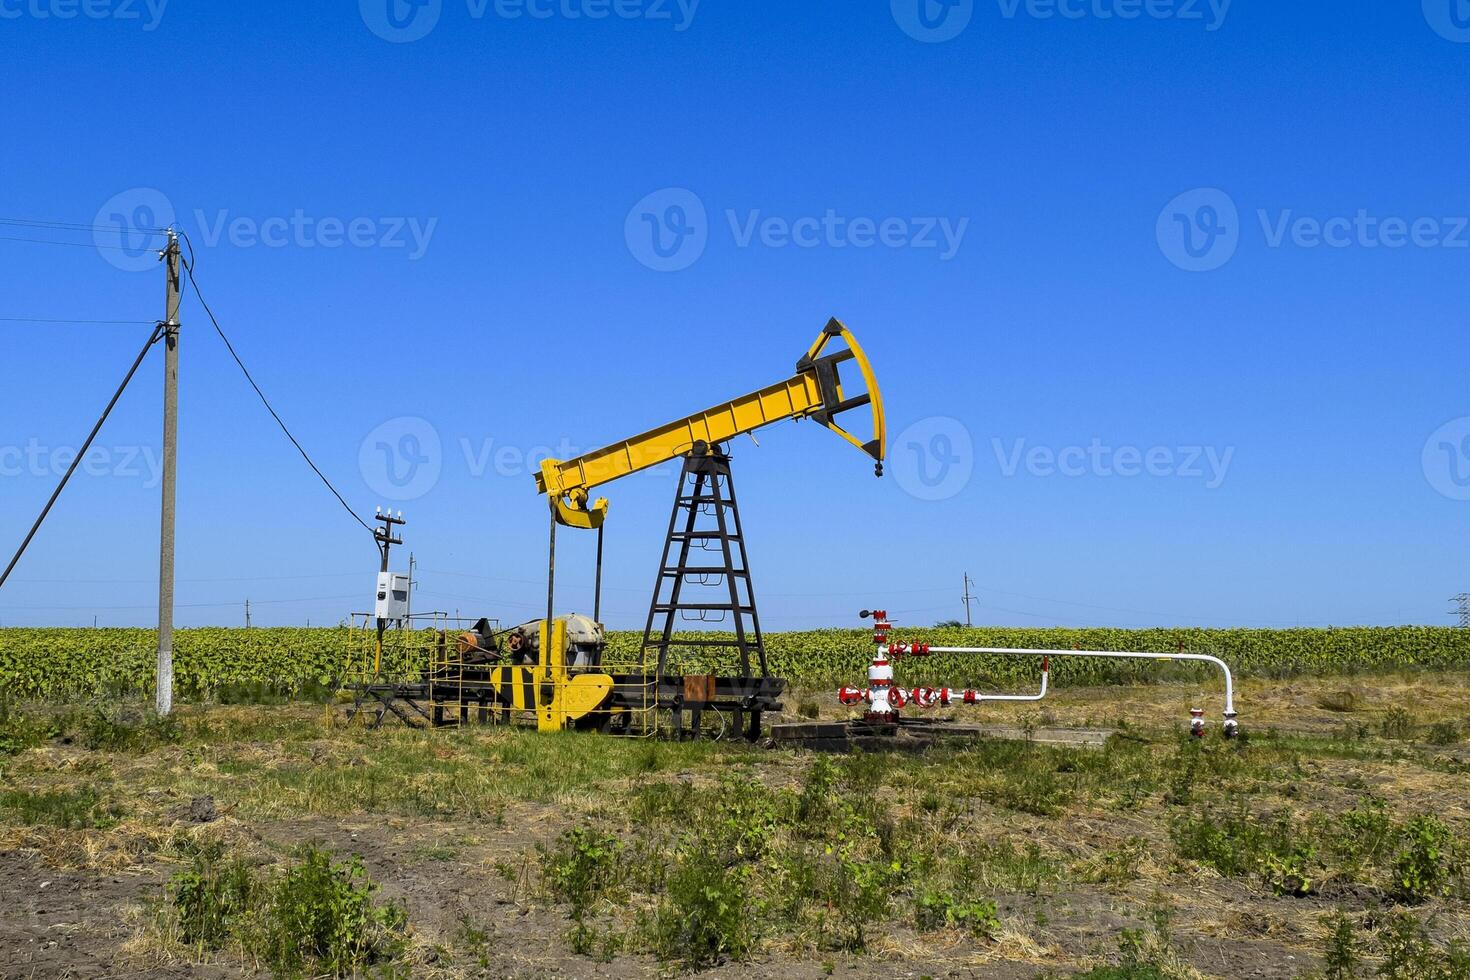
[490,319,887,734]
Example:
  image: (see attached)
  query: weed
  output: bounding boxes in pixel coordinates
[1376,910,1470,979]
[1391,815,1458,904]
[80,707,181,753]
[1322,795,1394,881]
[258,846,407,977]
[170,843,259,948]
[646,849,752,967]
[1379,707,1416,740]
[1425,720,1462,746]
[0,786,122,829]
[913,887,999,939]
[541,828,623,917]
[1320,909,1359,980]
[1171,807,1317,896]
[0,702,55,756]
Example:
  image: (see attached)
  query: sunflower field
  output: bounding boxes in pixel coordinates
[1,624,1468,701]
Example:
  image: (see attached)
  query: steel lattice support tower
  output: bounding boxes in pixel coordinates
[641,443,767,683]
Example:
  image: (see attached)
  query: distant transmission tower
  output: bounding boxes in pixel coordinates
[1453,594,1470,628]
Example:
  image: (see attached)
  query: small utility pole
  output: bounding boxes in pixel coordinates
[156,228,181,717]
[244,598,252,628]
[406,552,415,623]
[373,508,405,674]
[961,573,976,628]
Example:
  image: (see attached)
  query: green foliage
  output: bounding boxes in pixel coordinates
[1391,815,1458,904]
[6,623,1470,699]
[1320,909,1359,980]
[541,828,623,918]
[1375,911,1470,979]
[0,786,122,828]
[170,844,259,948]
[1171,807,1317,895]
[913,888,999,938]
[79,707,181,752]
[1379,707,1417,740]
[647,850,753,967]
[0,702,55,756]
[258,846,408,978]
[1425,720,1463,745]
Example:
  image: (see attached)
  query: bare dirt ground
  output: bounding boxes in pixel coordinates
[0,672,1467,978]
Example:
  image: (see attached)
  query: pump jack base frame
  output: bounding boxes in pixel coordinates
[348,674,785,739]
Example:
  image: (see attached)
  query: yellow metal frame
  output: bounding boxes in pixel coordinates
[536,318,885,528]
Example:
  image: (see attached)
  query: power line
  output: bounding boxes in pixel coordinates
[179,233,373,538]
[0,234,151,252]
[0,216,168,235]
[0,593,361,613]
[0,322,164,592]
[0,315,158,325]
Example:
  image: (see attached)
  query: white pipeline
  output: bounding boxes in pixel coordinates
[924,646,1235,717]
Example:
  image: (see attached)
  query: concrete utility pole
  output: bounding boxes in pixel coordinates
[961,573,976,628]
[156,229,181,717]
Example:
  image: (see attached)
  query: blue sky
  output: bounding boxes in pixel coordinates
[1,0,1468,630]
